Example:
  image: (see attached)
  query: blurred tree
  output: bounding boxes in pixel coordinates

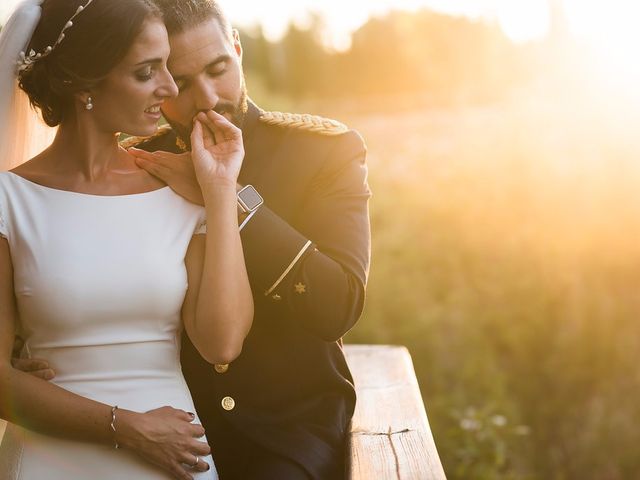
[241,9,528,108]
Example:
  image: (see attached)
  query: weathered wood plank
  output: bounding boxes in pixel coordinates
[1,345,447,480]
[344,344,446,480]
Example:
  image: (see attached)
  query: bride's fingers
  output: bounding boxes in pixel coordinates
[189,423,206,438]
[197,111,225,145]
[190,120,205,153]
[188,438,211,456]
[194,112,220,146]
[180,452,210,472]
[206,110,241,142]
[167,461,193,480]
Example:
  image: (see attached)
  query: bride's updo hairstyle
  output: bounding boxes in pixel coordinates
[18,0,162,127]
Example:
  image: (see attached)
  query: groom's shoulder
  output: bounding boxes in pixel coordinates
[257,109,350,140]
[255,109,366,168]
[120,124,181,153]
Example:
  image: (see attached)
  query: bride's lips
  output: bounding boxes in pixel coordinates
[144,104,163,120]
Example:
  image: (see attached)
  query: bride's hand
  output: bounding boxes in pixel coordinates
[129,149,204,206]
[190,110,244,192]
[116,406,211,480]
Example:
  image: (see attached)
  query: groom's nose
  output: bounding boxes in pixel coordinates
[193,78,219,113]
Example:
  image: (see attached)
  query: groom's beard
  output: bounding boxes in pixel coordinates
[164,81,248,151]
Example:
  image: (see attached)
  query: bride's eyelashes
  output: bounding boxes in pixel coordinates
[135,65,156,82]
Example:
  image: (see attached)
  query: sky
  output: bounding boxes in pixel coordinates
[2,1,639,52]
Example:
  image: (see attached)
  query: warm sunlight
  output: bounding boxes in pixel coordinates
[565,0,640,82]
[495,1,549,43]
[3,1,640,479]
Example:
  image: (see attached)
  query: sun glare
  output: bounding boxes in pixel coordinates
[495,1,549,43]
[564,0,640,82]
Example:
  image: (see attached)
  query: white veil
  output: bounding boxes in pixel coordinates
[0,0,56,171]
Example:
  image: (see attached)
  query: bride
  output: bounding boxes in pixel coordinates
[0,1,253,479]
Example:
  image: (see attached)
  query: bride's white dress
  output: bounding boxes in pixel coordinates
[0,172,217,479]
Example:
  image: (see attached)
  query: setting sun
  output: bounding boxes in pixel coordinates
[565,0,640,81]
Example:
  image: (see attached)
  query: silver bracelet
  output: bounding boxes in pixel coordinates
[110,405,120,449]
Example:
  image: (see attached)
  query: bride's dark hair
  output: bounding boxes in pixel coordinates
[18,0,162,127]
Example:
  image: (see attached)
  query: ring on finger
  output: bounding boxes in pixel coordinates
[189,455,199,468]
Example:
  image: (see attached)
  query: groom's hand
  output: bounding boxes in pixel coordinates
[11,337,55,380]
[129,148,204,206]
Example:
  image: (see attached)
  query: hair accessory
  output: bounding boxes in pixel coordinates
[17,0,94,75]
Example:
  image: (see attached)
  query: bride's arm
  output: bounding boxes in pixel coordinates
[181,111,254,365]
[0,238,210,480]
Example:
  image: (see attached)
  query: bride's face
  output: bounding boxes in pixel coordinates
[87,19,178,137]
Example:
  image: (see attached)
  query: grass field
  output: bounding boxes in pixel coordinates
[338,83,640,479]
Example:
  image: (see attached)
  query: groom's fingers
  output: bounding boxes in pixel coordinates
[30,369,56,380]
[11,357,48,371]
[12,336,25,355]
[11,357,56,380]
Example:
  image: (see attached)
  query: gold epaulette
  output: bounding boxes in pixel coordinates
[259,110,348,136]
[120,124,173,149]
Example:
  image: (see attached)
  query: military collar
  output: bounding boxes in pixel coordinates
[242,99,262,146]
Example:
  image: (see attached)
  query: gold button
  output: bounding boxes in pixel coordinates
[214,363,229,374]
[221,396,236,411]
[271,294,282,301]
[294,282,306,294]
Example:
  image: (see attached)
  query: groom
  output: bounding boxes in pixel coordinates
[15,1,370,478]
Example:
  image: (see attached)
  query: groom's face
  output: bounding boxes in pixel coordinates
[160,19,248,141]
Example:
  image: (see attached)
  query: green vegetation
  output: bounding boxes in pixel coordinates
[246,9,640,478]
[338,90,640,479]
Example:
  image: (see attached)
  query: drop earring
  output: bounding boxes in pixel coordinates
[85,96,93,111]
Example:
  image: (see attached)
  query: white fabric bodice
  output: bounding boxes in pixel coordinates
[0,171,215,479]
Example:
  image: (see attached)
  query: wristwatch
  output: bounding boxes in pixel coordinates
[237,185,264,214]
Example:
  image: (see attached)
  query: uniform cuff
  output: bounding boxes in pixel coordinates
[240,204,312,295]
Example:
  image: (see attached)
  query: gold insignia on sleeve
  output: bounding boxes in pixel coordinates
[294,283,307,294]
[259,110,348,136]
[119,124,173,149]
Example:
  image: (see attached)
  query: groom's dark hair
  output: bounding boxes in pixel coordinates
[153,0,233,40]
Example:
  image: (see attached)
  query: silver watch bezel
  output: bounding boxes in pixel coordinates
[237,184,264,213]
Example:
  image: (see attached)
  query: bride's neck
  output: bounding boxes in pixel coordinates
[47,114,130,181]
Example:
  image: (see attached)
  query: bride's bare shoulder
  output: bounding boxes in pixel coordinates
[9,152,57,183]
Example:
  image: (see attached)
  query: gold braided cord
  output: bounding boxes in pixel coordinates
[119,124,172,149]
[259,110,348,136]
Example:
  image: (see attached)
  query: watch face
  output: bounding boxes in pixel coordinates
[239,185,264,211]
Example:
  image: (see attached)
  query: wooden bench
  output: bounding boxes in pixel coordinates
[1,345,446,479]
[345,345,446,480]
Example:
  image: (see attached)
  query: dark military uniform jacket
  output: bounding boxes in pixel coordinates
[129,100,371,478]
